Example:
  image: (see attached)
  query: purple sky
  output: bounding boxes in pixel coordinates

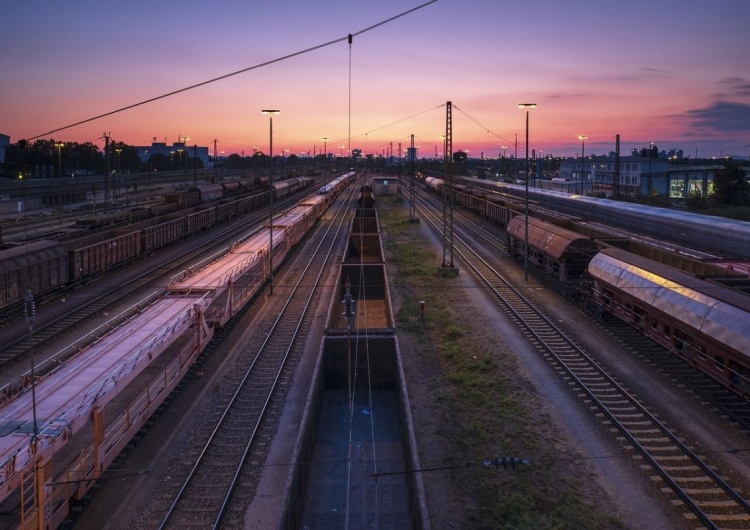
[2,0,749,159]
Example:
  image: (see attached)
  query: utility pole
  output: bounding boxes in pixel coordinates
[101,133,110,210]
[409,134,418,223]
[439,101,458,277]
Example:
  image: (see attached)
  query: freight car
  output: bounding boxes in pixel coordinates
[0,178,314,311]
[505,214,750,399]
[0,241,68,308]
[453,175,750,260]
[357,184,375,208]
[319,171,356,195]
[74,207,150,228]
[193,183,225,202]
[0,173,329,528]
[423,176,518,227]
[588,247,750,397]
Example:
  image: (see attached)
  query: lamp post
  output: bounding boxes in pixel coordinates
[518,103,536,283]
[177,148,184,205]
[180,136,189,205]
[262,110,280,295]
[321,137,329,187]
[55,142,64,224]
[578,135,587,195]
[115,148,122,203]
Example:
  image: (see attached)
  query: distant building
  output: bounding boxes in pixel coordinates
[0,133,9,163]
[135,140,210,168]
[557,156,718,198]
[666,165,720,198]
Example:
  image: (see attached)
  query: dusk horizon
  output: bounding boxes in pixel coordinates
[2,0,749,160]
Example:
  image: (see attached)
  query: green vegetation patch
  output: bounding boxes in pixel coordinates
[380,195,621,529]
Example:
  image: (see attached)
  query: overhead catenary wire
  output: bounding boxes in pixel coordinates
[452,103,515,146]
[21,0,440,143]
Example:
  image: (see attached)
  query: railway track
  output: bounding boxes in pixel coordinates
[434,189,750,435]
[416,193,750,529]
[603,319,750,433]
[0,193,306,376]
[153,187,355,529]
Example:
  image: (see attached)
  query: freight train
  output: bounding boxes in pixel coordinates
[451,174,750,260]
[0,171,354,529]
[422,176,750,400]
[0,177,312,311]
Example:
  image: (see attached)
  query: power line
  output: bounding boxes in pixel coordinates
[452,103,515,145]
[22,1,440,143]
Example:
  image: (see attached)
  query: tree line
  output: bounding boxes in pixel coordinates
[0,139,204,179]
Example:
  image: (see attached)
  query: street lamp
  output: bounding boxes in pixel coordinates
[518,103,537,283]
[115,148,122,203]
[578,135,588,195]
[321,137,329,186]
[262,109,280,295]
[55,142,64,224]
[176,148,185,205]
[180,136,190,205]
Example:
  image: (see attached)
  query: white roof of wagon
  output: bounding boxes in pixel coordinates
[0,296,204,475]
[173,229,284,291]
[589,249,750,355]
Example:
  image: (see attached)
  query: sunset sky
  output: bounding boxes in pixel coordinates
[2,0,749,160]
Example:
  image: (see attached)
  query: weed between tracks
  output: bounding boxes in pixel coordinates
[379,195,621,530]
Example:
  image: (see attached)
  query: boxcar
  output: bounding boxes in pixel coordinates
[270,206,313,247]
[215,201,238,223]
[194,184,225,202]
[589,247,750,398]
[485,199,512,226]
[69,230,142,281]
[0,241,69,309]
[299,194,328,219]
[273,180,293,199]
[186,208,217,233]
[143,217,187,251]
[506,216,599,282]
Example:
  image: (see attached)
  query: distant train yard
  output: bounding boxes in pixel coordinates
[0,172,353,529]
[0,176,312,313]
[422,173,750,400]
[0,170,749,529]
